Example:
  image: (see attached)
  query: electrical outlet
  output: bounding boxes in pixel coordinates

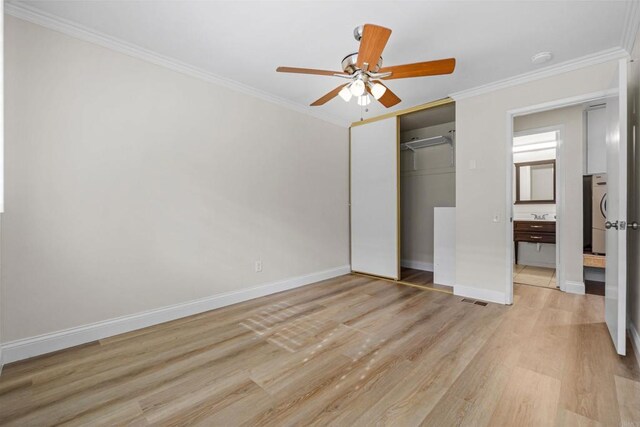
[255,260,262,272]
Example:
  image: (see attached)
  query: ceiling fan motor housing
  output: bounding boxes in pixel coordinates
[353,25,364,41]
[341,53,383,75]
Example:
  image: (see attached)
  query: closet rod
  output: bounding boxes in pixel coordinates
[400,135,452,151]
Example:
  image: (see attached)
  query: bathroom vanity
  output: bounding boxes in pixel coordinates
[514,220,556,264]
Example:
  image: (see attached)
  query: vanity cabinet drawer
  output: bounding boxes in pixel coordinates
[514,221,555,233]
[514,220,556,264]
[514,232,556,244]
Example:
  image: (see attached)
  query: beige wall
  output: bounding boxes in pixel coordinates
[400,122,456,268]
[455,60,618,302]
[514,105,585,283]
[2,16,349,342]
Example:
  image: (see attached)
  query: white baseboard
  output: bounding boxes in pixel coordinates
[0,265,351,364]
[564,280,586,295]
[400,259,434,272]
[629,321,640,370]
[453,284,507,305]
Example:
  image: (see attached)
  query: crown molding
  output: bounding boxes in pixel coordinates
[622,0,640,54]
[450,47,629,101]
[4,1,348,128]
[6,1,634,122]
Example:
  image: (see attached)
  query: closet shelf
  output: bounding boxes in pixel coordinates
[400,135,452,151]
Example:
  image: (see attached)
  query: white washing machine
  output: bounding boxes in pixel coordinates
[592,173,607,254]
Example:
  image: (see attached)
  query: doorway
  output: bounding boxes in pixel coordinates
[505,58,629,356]
[509,99,616,299]
[511,127,559,290]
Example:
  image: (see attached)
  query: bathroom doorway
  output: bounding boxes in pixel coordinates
[509,98,611,297]
[511,127,558,290]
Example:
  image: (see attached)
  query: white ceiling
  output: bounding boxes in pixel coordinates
[8,1,636,125]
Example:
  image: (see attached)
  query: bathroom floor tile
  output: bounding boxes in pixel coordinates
[514,266,556,288]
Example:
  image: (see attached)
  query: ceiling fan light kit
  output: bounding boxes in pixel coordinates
[357,95,372,106]
[276,24,456,109]
[350,78,366,96]
[369,82,387,100]
[338,86,353,102]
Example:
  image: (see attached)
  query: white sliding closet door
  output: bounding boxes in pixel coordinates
[350,117,399,279]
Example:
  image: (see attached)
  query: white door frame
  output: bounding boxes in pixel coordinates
[504,89,617,304]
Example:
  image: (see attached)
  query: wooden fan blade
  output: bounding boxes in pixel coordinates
[379,58,456,80]
[368,81,401,108]
[276,66,347,76]
[357,24,392,71]
[311,84,348,106]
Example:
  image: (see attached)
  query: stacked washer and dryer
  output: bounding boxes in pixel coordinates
[583,174,607,255]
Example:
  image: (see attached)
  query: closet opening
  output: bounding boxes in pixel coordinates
[398,102,456,292]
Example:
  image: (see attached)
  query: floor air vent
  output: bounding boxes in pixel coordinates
[461,298,488,306]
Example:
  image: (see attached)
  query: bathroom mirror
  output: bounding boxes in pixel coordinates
[515,160,556,204]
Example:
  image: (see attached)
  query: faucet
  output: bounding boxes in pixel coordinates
[531,213,548,220]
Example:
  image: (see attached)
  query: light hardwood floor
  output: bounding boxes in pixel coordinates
[400,267,453,292]
[0,274,639,426]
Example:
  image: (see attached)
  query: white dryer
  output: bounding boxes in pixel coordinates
[592,173,607,254]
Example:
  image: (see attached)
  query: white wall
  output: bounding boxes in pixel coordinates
[455,60,618,303]
[2,16,349,344]
[400,122,456,269]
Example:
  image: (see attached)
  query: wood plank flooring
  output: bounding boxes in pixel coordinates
[400,267,452,292]
[1,274,638,426]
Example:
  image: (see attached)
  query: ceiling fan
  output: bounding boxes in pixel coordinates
[276,24,456,108]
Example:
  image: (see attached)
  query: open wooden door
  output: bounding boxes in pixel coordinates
[350,117,399,279]
[604,58,628,355]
